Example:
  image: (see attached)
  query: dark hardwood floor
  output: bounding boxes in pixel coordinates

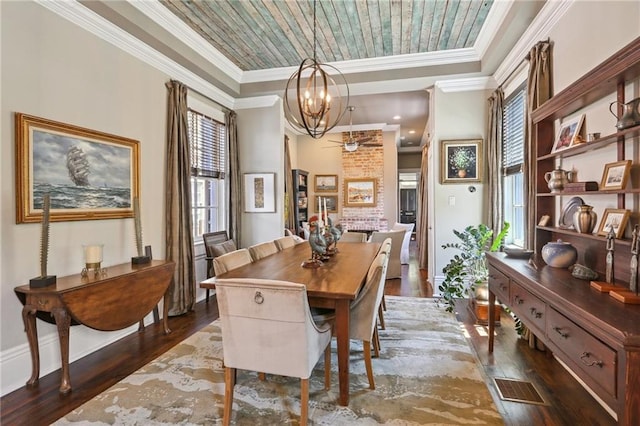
[1,242,615,425]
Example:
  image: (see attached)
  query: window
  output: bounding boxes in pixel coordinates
[502,87,526,247]
[188,108,226,238]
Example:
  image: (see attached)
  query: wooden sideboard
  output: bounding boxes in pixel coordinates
[487,253,640,425]
[14,260,175,394]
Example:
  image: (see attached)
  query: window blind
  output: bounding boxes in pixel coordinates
[188,108,226,179]
[502,88,526,175]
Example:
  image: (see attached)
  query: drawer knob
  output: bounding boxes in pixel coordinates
[580,351,604,368]
[553,326,568,338]
[529,307,543,319]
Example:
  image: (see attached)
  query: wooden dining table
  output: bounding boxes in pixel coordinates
[200,241,380,406]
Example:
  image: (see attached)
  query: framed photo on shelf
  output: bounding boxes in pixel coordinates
[597,208,630,238]
[243,172,276,213]
[551,114,584,152]
[15,112,140,223]
[315,195,337,213]
[440,139,482,183]
[344,178,377,207]
[600,160,631,190]
[314,174,338,192]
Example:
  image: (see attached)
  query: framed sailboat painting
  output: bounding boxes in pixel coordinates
[15,113,140,223]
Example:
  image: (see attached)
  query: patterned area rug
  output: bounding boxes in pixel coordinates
[55,296,503,425]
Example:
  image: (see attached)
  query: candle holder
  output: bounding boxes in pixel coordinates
[81,244,106,278]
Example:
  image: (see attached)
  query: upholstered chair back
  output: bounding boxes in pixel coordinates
[215,278,332,378]
[369,230,404,279]
[339,231,368,243]
[212,248,253,276]
[391,222,415,264]
[274,236,297,251]
[350,252,389,343]
[248,241,279,261]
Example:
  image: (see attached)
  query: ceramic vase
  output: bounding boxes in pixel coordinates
[573,204,597,234]
[541,240,577,268]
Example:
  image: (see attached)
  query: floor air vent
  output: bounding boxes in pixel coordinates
[494,378,546,405]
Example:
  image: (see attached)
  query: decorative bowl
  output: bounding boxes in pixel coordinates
[541,240,577,268]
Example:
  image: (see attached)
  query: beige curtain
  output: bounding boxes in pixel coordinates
[487,88,504,236]
[226,110,242,246]
[284,135,296,232]
[525,40,553,250]
[416,142,430,271]
[164,80,195,316]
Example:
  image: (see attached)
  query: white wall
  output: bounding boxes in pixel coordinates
[431,88,490,288]
[0,2,170,394]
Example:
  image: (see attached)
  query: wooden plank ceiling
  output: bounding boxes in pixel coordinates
[160,0,494,71]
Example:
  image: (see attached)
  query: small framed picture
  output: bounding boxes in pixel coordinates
[314,174,338,192]
[551,114,584,153]
[597,208,630,238]
[243,173,276,213]
[315,195,337,213]
[600,160,631,190]
[440,139,483,183]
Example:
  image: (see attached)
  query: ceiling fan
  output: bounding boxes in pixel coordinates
[328,106,380,152]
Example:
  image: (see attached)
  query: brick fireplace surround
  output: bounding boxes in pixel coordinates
[339,129,388,232]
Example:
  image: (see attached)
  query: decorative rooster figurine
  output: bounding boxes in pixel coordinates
[325,216,342,254]
[303,216,327,268]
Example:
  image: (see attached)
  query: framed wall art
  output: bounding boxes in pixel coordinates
[344,178,377,207]
[441,139,482,183]
[597,208,630,238]
[551,114,584,152]
[314,174,338,192]
[600,160,631,190]
[243,173,276,213]
[315,195,338,213]
[15,113,140,223]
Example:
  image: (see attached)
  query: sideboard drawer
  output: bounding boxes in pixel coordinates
[510,282,546,335]
[488,266,509,303]
[547,308,617,398]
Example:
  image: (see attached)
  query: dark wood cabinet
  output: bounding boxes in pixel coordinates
[488,37,640,425]
[292,169,308,236]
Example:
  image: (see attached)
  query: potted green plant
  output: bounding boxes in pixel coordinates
[438,223,510,315]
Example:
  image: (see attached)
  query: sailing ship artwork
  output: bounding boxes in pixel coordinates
[31,129,133,211]
[16,113,140,223]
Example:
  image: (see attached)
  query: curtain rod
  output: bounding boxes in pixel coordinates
[499,38,551,89]
[171,79,231,113]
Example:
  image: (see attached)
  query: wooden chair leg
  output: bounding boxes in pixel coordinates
[223,367,235,426]
[258,372,266,381]
[205,288,210,302]
[300,378,309,426]
[324,344,331,390]
[372,326,380,358]
[378,305,386,330]
[381,294,387,311]
[363,340,375,390]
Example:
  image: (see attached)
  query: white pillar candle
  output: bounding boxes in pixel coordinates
[84,244,103,264]
[318,197,324,228]
[324,198,328,220]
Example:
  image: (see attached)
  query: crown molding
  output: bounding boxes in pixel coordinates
[233,95,280,110]
[435,77,496,93]
[473,0,514,59]
[241,48,480,84]
[493,0,574,86]
[129,1,244,83]
[37,0,236,109]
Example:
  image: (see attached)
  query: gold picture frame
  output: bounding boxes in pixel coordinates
[600,160,631,190]
[597,208,630,238]
[314,174,338,192]
[315,195,338,213]
[441,139,483,183]
[15,113,140,223]
[344,178,377,207]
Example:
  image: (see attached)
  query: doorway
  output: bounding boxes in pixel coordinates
[398,172,418,239]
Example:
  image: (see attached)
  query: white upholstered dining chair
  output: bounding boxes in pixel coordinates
[214,278,332,426]
[212,248,253,275]
[274,235,297,251]
[369,230,404,279]
[391,222,415,264]
[248,240,279,261]
[339,231,368,243]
